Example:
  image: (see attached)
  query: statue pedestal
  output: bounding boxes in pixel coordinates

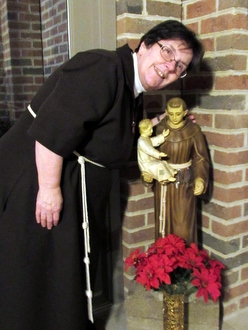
[125,282,220,330]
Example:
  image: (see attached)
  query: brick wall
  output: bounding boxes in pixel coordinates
[0,0,68,126]
[183,0,248,320]
[0,1,9,136]
[118,0,248,321]
[0,0,43,123]
[40,0,68,78]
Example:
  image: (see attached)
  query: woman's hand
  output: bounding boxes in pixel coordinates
[36,187,63,230]
[35,141,64,229]
[188,114,196,123]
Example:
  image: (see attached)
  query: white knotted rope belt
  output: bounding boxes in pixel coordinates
[28,105,105,323]
[159,160,192,238]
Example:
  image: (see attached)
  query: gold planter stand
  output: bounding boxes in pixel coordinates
[163,292,185,330]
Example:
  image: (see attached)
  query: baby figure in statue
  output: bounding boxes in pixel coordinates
[137,119,177,185]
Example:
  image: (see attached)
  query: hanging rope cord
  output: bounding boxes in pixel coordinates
[28,105,105,323]
[159,160,192,238]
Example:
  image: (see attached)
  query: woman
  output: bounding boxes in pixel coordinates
[0,20,204,329]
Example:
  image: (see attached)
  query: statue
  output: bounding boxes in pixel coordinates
[154,97,210,245]
[137,119,177,185]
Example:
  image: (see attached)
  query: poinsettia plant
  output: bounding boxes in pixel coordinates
[125,234,225,303]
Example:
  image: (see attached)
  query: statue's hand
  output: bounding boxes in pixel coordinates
[194,178,205,195]
[159,152,167,158]
[162,129,170,137]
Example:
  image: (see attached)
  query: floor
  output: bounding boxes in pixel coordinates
[94,283,247,330]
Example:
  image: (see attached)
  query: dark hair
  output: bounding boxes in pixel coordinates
[135,20,204,71]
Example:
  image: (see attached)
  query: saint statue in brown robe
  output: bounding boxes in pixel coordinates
[154,98,210,245]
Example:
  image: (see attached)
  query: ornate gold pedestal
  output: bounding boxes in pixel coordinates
[163,292,185,330]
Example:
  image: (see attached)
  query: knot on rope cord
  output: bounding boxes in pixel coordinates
[84,257,90,265]
[82,222,89,229]
[85,290,93,298]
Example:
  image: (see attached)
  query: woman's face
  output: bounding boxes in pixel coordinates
[136,39,193,91]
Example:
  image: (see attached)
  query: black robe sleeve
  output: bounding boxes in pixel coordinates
[28,51,119,158]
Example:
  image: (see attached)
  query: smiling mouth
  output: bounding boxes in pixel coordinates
[154,66,165,79]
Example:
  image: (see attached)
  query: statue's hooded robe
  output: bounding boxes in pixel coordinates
[155,117,209,245]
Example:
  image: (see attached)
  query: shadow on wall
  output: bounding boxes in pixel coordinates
[182,59,214,109]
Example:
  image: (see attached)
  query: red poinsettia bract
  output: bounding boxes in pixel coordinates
[191,268,222,303]
[125,234,225,303]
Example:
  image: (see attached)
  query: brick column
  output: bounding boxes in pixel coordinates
[0,0,68,124]
[0,0,43,122]
[40,0,68,77]
[182,0,248,320]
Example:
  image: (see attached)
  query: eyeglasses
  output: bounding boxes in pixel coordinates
[157,42,187,78]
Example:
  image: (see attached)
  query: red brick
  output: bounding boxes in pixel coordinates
[225,282,248,301]
[219,0,248,10]
[243,235,248,248]
[122,244,145,259]
[185,22,199,34]
[58,22,67,33]
[202,202,241,220]
[205,131,244,148]
[215,75,248,90]
[241,267,248,281]
[240,296,248,309]
[123,276,134,292]
[24,85,40,93]
[214,169,243,185]
[193,113,213,127]
[212,220,248,237]
[147,1,181,18]
[202,214,209,229]
[123,214,146,230]
[224,271,239,286]
[213,185,248,203]
[217,34,248,51]
[21,50,42,57]
[126,196,154,213]
[124,266,136,277]
[129,182,146,197]
[201,14,248,34]
[12,76,34,84]
[201,37,215,52]
[223,303,238,316]
[123,38,140,51]
[19,13,40,22]
[214,149,248,166]
[117,17,162,35]
[187,0,216,19]
[147,212,155,226]
[215,114,248,129]
[184,75,213,90]
[122,227,155,245]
